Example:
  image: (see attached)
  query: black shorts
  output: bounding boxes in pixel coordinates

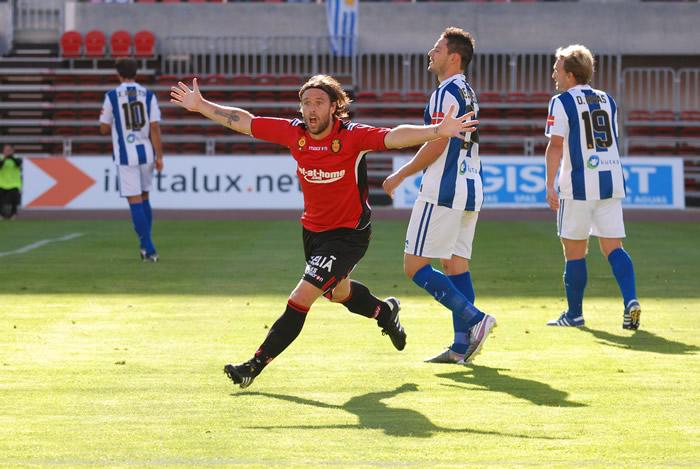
[302,225,371,295]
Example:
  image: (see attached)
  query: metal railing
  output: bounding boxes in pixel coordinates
[160,37,624,98]
[161,36,356,83]
[678,68,700,112]
[13,0,63,33]
[621,67,676,112]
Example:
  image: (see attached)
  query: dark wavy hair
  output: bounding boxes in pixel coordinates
[298,75,352,119]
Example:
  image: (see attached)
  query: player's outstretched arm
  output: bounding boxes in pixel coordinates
[382,139,448,198]
[170,78,254,136]
[384,105,477,150]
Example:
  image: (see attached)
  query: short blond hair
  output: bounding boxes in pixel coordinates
[556,44,595,85]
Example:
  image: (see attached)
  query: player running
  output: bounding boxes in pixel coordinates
[170,74,478,388]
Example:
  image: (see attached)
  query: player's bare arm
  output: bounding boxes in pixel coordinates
[150,122,164,172]
[545,135,564,211]
[383,138,448,198]
[384,106,477,149]
[99,123,110,136]
[170,78,254,136]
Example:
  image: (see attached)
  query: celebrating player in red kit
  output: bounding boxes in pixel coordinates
[171,74,478,389]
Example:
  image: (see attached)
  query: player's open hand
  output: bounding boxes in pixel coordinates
[436,105,478,139]
[170,78,203,113]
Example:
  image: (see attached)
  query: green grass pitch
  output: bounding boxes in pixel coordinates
[1,218,698,467]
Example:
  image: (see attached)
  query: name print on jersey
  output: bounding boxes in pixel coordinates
[298,167,346,184]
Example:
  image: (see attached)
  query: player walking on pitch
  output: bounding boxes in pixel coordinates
[99,58,163,262]
[170,74,478,388]
[544,44,641,329]
[383,28,496,364]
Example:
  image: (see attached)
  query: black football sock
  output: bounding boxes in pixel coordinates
[341,280,391,323]
[252,301,308,370]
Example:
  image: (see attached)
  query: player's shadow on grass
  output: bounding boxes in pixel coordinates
[437,365,586,408]
[580,328,699,355]
[235,383,552,439]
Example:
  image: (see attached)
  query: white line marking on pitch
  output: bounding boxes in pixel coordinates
[0,232,84,258]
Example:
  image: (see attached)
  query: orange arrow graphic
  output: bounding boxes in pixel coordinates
[28,158,96,207]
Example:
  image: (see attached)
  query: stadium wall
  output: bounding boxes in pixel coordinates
[65,3,700,55]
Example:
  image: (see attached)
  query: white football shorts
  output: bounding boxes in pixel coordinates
[117,163,154,197]
[405,200,479,259]
[557,198,626,240]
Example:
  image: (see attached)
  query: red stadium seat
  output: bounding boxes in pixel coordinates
[356,91,378,102]
[380,91,402,103]
[134,30,156,58]
[628,145,654,156]
[53,74,78,85]
[110,30,131,58]
[479,92,503,103]
[679,144,700,156]
[404,91,427,102]
[85,30,107,58]
[680,110,700,121]
[627,109,651,121]
[654,145,677,156]
[203,74,229,85]
[60,31,82,58]
[231,75,255,86]
[506,92,527,103]
[680,126,700,138]
[156,74,178,85]
[54,110,78,120]
[54,126,76,136]
[652,110,676,121]
[254,74,277,86]
[78,109,97,120]
[527,92,552,103]
[54,92,76,102]
[477,107,501,119]
[278,74,302,86]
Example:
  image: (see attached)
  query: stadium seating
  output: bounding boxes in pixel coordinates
[110,30,131,58]
[84,30,107,58]
[60,31,82,58]
[134,30,156,58]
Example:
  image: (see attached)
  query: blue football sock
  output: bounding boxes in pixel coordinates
[142,198,153,233]
[412,265,484,329]
[448,271,475,354]
[564,259,587,317]
[608,248,637,307]
[129,202,156,256]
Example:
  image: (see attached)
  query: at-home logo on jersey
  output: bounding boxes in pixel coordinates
[298,167,345,184]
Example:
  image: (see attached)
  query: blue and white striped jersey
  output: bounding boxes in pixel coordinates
[545,84,625,200]
[418,73,482,211]
[99,82,161,166]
